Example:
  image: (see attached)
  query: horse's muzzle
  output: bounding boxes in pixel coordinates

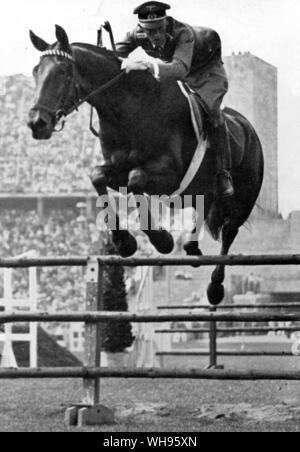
[27,108,53,140]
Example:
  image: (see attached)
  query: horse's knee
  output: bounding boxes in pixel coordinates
[128,169,148,194]
[110,151,128,168]
[128,150,145,166]
[90,166,108,191]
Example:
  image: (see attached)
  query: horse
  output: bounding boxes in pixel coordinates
[27,25,264,305]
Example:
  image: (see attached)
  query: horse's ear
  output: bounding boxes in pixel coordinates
[55,25,70,51]
[29,30,49,52]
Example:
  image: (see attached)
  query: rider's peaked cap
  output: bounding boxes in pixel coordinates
[134,2,171,29]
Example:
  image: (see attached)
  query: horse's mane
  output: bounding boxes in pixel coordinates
[71,42,161,96]
[72,42,120,65]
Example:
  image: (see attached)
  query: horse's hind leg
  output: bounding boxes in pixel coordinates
[183,208,203,259]
[207,222,239,305]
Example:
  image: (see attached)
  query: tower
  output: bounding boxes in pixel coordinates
[224,53,278,217]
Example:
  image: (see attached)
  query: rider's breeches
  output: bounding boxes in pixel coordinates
[186,61,229,126]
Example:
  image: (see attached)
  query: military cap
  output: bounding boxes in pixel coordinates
[134,2,171,29]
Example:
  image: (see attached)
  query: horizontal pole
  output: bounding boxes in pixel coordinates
[155,327,300,333]
[8,334,32,341]
[1,367,300,380]
[1,254,300,268]
[0,257,88,268]
[156,351,298,357]
[2,311,300,323]
[158,303,300,310]
[2,311,300,324]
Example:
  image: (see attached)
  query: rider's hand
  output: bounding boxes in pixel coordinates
[121,58,150,73]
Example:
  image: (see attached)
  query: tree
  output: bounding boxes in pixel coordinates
[101,240,135,353]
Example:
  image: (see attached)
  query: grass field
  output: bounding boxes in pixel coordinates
[1,352,300,432]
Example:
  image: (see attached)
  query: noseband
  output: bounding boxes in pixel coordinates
[31,48,124,132]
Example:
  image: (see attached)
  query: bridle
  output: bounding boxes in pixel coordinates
[31,48,125,133]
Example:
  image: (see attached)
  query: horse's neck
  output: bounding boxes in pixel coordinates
[73,46,121,103]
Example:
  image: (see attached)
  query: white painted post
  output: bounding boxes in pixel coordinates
[2,269,17,368]
[1,264,38,369]
[128,266,160,368]
[156,266,172,366]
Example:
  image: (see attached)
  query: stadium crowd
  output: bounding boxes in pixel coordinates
[0,74,101,194]
[0,208,101,311]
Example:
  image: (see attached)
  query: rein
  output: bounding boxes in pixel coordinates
[63,71,125,117]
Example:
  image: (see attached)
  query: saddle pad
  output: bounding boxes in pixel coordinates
[171,82,207,197]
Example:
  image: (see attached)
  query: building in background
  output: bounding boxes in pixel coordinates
[224,53,278,218]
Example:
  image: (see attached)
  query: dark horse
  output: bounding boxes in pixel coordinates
[28,25,264,305]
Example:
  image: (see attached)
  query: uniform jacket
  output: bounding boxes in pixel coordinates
[116,17,223,84]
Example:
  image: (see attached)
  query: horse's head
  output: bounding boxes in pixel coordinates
[28,25,76,139]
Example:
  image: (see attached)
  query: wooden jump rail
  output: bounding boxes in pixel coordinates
[0,368,300,381]
[1,311,300,323]
[156,327,300,333]
[1,254,300,268]
[157,303,300,309]
[1,254,300,427]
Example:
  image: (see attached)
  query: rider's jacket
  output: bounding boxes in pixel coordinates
[116,17,223,84]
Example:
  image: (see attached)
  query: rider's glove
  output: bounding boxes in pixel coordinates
[121,58,154,74]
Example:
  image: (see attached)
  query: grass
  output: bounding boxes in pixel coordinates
[1,354,300,432]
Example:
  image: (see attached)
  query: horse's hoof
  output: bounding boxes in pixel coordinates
[149,230,174,255]
[114,232,138,258]
[183,241,203,267]
[128,169,147,194]
[207,282,225,306]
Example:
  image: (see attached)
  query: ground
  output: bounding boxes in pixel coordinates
[1,354,300,432]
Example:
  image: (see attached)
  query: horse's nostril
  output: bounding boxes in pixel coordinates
[35,117,48,129]
[28,116,48,131]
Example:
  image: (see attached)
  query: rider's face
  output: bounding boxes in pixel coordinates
[141,21,168,48]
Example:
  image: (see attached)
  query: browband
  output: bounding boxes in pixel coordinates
[41,49,75,62]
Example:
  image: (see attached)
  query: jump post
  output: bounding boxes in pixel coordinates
[0,254,300,427]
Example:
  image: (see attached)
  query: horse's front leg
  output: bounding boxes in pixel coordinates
[90,167,137,258]
[127,158,176,255]
[137,195,175,255]
[207,221,239,305]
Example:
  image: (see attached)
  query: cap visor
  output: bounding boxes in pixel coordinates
[139,17,166,29]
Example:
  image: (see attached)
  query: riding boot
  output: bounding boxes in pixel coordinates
[213,120,234,198]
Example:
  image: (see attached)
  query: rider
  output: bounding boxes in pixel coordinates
[116,1,234,198]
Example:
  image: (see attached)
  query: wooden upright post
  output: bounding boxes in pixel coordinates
[65,255,114,427]
[207,307,224,370]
